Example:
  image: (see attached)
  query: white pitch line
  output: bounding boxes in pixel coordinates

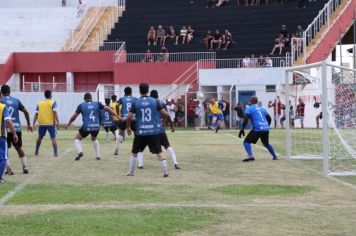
[0,149,71,206]
[226,133,356,191]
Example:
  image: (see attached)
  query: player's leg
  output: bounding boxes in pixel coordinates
[300,116,304,128]
[128,136,146,176]
[116,121,126,155]
[13,133,28,174]
[210,116,218,129]
[242,130,259,162]
[4,134,14,175]
[215,115,223,133]
[261,131,278,160]
[48,126,58,157]
[35,126,46,155]
[137,152,144,169]
[316,114,320,128]
[104,126,110,143]
[0,159,6,182]
[74,128,86,161]
[0,139,8,182]
[161,133,180,169]
[149,135,168,177]
[91,132,100,160]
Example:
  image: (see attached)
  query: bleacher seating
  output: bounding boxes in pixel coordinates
[106,0,329,59]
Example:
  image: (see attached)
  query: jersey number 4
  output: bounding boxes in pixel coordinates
[89,111,96,122]
[140,108,152,122]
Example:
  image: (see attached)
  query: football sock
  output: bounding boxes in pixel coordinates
[35,143,40,154]
[129,155,137,174]
[115,131,121,152]
[264,144,277,159]
[53,144,58,156]
[5,159,11,172]
[105,131,110,142]
[160,159,169,175]
[167,147,178,165]
[243,141,253,157]
[137,152,143,167]
[20,156,27,169]
[92,140,100,158]
[75,139,83,154]
[211,121,217,129]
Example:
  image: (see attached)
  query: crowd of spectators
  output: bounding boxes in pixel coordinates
[241,54,273,67]
[147,25,195,46]
[270,24,304,55]
[203,29,234,50]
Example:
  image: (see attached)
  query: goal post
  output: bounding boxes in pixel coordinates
[285,61,356,176]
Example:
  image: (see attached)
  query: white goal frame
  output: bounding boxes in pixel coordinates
[285,61,356,176]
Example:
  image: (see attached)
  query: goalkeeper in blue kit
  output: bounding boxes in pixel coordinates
[238,96,278,162]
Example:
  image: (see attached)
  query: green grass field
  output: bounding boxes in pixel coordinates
[1,129,356,235]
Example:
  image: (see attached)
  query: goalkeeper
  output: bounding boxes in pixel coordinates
[238,96,278,162]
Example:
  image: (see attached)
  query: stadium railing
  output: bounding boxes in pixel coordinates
[119,52,216,63]
[294,0,350,64]
[22,79,67,92]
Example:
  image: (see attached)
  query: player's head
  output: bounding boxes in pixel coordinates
[210,98,215,104]
[298,97,303,103]
[44,90,52,99]
[250,96,258,105]
[150,89,158,99]
[84,93,92,101]
[111,95,117,102]
[139,83,149,95]
[1,85,11,96]
[104,98,110,106]
[124,87,132,96]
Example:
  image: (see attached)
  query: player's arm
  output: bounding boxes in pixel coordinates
[238,114,251,138]
[19,103,32,132]
[4,107,18,143]
[65,105,80,129]
[266,113,272,126]
[32,105,39,130]
[166,111,175,132]
[52,102,60,129]
[126,112,133,136]
[222,102,227,112]
[158,101,168,125]
[103,104,120,120]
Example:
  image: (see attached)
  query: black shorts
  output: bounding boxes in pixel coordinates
[103,126,117,132]
[79,127,99,139]
[132,134,162,154]
[244,130,269,145]
[118,119,136,132]
[7,132,22,149]
[318,112,323,119]
[160,132,171,149]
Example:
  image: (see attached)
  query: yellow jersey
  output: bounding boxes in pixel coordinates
[0,103,10,137]
[110,101,119,121]
[209,101,223,115]
[36,99,57,125]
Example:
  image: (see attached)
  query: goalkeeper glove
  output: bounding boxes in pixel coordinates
[238,129,245,138]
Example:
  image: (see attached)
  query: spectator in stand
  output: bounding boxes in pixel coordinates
[270,34,286,55]
[210,30,223,50]
[242,55,250,68]
[265,56,273,67]
[158,46,169,62]
[147,26,156,46]
[216,0,227,7]
[143,49,153,62]
[62,0,66,7]
[249,54,257,68]
[268,96,282,128]
[205,0,217,8]
[279,25,290,47]
[203,30,213,49]
[295,97,305,128]
[222,29,234,50]
[156,25,166,46]
[175,25,188,45]
[186,26,194,44]
[294,25,304,49]
[258,55,265,67]
[165,25,176,44]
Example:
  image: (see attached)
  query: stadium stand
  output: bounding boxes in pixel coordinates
[106,0,329,58]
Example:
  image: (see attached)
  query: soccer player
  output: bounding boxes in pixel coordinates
[238,96,278,162]
[110,95,121,134]
[33,90,59,157]
[101,98,120,154]
[208,98,226,133]
[296,97,305,128]
[1,85,32,174]
[126,83,169,177]
[268,96,282,128]
[65,93,119,161]
[0,97,18,183]
[137,89,180,169]
[314,96,322,128]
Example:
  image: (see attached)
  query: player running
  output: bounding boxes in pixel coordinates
[0,98,18,183]
[65,93,119,161]
[238,96,278,162]
[33,90,59,157]
[126,83,169,177]
[1,85,32,175]
[208,98,226,133]
[101,98,120,154]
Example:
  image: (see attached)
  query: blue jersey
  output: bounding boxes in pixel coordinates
[1,96,24,133]
[131,96,163,136]
[154,100,166,132]
[245,104,270,131]
[76,101,104,132]
[100,109,113,127]
[119,96,137,119]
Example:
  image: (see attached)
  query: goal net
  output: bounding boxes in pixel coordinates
[285,62,356,176]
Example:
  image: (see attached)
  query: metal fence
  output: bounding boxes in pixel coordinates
[121,52,216,63]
